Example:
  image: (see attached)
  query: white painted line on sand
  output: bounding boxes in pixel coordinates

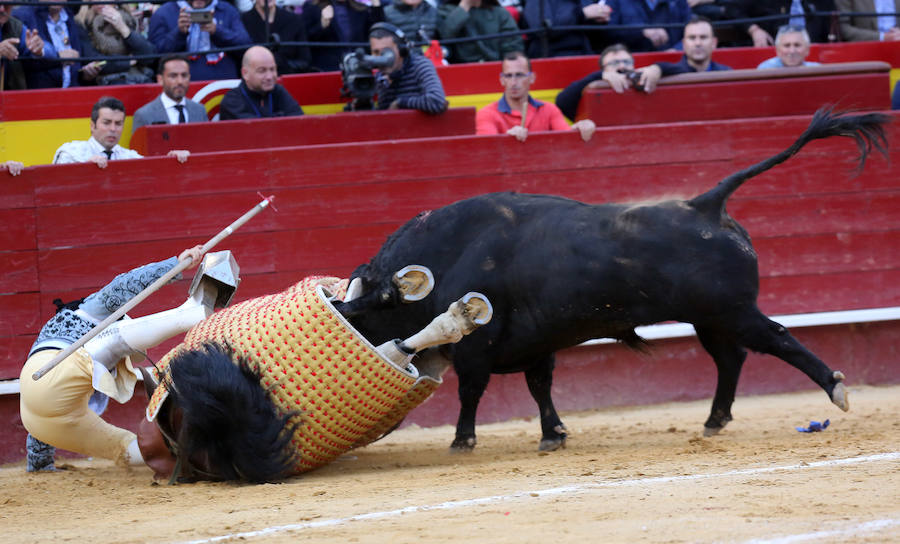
[737,517,900,544]
[174,451,900,544]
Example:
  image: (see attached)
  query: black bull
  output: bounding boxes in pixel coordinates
[335,109,889,451]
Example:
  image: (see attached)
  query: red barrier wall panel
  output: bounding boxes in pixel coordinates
[131,108,477,155]
[579,72,889,126]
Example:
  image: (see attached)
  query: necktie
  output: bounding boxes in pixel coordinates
[103,149,113,159]
[174,104,186,124]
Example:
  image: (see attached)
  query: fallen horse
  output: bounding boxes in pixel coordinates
[338,108,890,452]
[137,270,492,483]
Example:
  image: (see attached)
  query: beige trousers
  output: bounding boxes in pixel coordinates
[20,349,138,464]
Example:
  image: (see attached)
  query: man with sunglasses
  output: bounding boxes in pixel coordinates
[476,50,596,142]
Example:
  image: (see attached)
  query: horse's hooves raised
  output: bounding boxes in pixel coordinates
[703,425,723,437]
[449,436,476,453]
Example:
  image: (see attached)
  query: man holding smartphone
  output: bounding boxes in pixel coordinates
[149,0,251,81]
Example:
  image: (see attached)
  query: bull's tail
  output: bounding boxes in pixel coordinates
[690,107,890,216]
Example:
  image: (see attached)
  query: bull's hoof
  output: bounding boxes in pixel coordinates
[703,425,723,437]
[831,371,849,412]
[450,436,476,452]
[538,436,566,452]
[538,424,567,451]
[393,265,434,302]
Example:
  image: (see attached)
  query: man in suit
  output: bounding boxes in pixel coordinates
[836,0,900,41]
[132,54,208,135]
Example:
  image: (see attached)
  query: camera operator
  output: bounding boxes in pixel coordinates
[367,22,447,114]
[219,45,303,119]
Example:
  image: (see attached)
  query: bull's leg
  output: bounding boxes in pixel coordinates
[452,361,492,451]
[694,326,748,436]
[524,355,567,451]
[736,309,848,412]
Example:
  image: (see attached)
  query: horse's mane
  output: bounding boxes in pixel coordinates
[167,343,301,482]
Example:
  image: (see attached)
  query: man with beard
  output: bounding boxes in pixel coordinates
[132,54,208,134]
[218,45,303,119]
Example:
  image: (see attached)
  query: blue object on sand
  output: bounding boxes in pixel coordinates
[796,419,830,432]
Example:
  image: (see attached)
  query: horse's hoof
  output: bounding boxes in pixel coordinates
[831,371,849,412]
[450,436,476,453]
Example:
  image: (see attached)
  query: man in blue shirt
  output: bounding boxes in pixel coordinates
[149,0,252,81]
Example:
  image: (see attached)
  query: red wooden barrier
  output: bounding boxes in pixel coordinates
[130,108,476,156]
[3,112,898,381]
[577,62,891,125]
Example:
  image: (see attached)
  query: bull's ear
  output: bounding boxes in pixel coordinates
[138,366,159,399]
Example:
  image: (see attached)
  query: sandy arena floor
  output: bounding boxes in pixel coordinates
[2,384,898,544]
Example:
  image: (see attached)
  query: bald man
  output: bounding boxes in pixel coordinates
[219,45,304,120]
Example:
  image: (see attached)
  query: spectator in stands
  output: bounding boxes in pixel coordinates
[385,0,439,42]
[133,54,208,134]
[73,3,156,86]
[2,160,24,176]
[369,22,448,114]
[302,0,385,73]
[605,0,692,52]
[639,16,730,91]
[13,0,102,88]
[757,25,820,68]
[241,0,312,75]
[477,51,596,142]
[219,45,303,119]
[53,96,190,167]
[1,3,45,90]
[148,0,252,81]
[522,0,604,58]
[556,43,659,121]
[437,0,523,64]
[835,0,900,41]
[20,246,203,472]
[734,1,838,46]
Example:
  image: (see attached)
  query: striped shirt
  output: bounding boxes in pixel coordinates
[375,53,448,115]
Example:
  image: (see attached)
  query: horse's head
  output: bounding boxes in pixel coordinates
[136,344,301,483]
